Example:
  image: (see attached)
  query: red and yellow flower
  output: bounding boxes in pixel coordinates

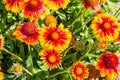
[72,61,89,80]
[39,23,72,51]
[12,22,40,45]
[43,0,70,10]
[82,0,100,10]
[24,0,49,20]
[3,0,25,13]
[39,49,62,70]
[96,52,120,78]
[0,35,4,50]
[91,13,120,41]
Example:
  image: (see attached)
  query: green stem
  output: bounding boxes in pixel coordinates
[23,67,33,76]
[73,17,93,35]
[3,47,23,62]
[63,46,74,58]
[46,67,71,78]
[79,44,93,60]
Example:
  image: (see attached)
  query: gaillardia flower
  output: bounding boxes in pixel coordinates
[3,0,25,13]
[0,71,4,80]
[11,63,23,76]
[0,35,4,50]
[39,49,62,70]
[91,13,120,41]
[24,0,49,20]
[43,0,70,10]
[72,61,89,80]
[82,0,100,10]
[96,52,120,78]
[39,23,72,51]
[99,40,108,50]
[44,15,57,26]
[13,22,40,45]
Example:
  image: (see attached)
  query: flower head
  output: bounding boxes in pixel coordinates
[91,13,120,41]
[3,0,25,13]
[11,63,23,76]
[99,40,108,50]
[24,0,49,20]
[72,61,89,80]
[43,0,70,10]
[87,64,100,79]
[39,23,72,51]
[96,52,120,78]
[0,35,4,50]
[13,22,40,45]
[44,15,57,26]
[39,49,62,70]
[0,71,4,80]
[82,0,100,10]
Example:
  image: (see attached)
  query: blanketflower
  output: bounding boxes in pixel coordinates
[13,22,40,45]
[0,71,4,80]
[3,0,25,13]
[72,61,89,80]
[91,13,120,41]
[44,15,57,26]
[82,0,100,10]
[43,0,70,10]
[96,52,120,79]
[39,23,72,51]
[99,40,108,50]
[0,35,4,50]
[39,49,62,70]
[24,0,49,20]
[11,63,23,76]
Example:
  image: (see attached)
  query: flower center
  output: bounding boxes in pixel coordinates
[103,22,111,29]
[30,0,38,6]
[14,66,22,73]
[48,55,56,63]
[76,67,83,75]
[51,32,59,40]
[103,54,119,68]
[23,22,37,35]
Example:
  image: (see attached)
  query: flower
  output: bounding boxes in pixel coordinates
[82,0,100,10]
[0,71,4,80]
[96,52,120,78]
[3,0,25,13]
[43,0,70,10]
[11,63,23,76]
[24,0,49,20]
[39,23,72,51]
[87,64,100,79]
[44,15,57,26]
[72,61,89,80]
[0,35,4,50]
[99,40,108,50]
[12,22,40,45]
[39,49,62,70]
[91,13,120,41]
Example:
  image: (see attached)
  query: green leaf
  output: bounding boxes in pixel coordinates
[26,54,33,67]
